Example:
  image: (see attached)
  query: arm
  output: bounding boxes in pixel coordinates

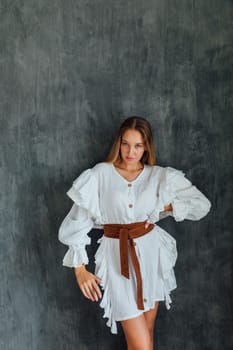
[160,167,211,222]
[170,177,211,222]
[58,167,103,301]
[59,203,102,301]
[58,204,93,267]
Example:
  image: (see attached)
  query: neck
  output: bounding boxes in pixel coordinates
[115,161,144,171]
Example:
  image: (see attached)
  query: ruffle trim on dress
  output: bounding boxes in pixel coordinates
[67,169,102,223]
[95,229,177,334]
[95,237,117,334]
[164,292,172,309]
[157,226,178,309]
[158,226,177,278]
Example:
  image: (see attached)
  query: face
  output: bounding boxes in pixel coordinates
[120,129,146,166]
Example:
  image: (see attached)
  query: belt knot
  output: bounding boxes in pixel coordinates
[104,221,154,310]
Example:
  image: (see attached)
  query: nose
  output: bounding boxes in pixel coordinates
[128,146,135,156]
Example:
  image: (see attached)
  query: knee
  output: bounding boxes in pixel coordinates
[148,326,154,340]
[145,329,154,350]
[127,337,151,350]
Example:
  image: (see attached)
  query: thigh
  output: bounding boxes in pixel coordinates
[121,314,151,350]
[144,301,159,336]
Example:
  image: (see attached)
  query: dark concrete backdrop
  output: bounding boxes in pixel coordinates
[0,0,232,349]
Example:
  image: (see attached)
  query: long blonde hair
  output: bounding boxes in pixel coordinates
[106,116,156,165]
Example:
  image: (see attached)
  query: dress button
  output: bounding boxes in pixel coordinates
[128,183,132,187]
[143,298,147,303]
[128,204,133,208]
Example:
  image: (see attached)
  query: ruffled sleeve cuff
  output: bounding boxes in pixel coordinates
[62,246,89,268]
[171,198,189,222]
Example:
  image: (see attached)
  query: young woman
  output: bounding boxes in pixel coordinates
[58,116,211,350]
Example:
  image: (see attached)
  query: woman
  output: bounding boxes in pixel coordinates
[58,116,211,350]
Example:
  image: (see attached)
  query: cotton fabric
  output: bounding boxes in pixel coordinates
[58,162,211,333]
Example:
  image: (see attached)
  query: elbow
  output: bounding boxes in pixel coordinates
[193,197,212,220]
[202,197,212,216]
[207,198,212,212]
[58,218,68,244]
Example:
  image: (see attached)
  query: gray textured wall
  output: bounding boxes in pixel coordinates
[0,0,232,349]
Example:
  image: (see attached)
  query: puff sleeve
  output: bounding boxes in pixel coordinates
[159,167,211,222]
[58,169,101,268]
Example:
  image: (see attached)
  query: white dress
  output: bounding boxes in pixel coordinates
[58,162,211,334]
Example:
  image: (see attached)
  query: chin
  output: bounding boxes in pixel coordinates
[125,158,136,162]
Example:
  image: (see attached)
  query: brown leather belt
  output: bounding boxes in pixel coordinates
[104,221,155,310]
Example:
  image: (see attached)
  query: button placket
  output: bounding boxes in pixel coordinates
[127,183,134,210]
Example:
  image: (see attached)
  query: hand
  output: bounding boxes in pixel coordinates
[144,220,155,229]
[74,265,102,302]
[164,203,173,211]
[145,221,150,229]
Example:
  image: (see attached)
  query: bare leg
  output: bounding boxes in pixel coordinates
[144,302,159,349]
[121,302,159,350]
[121,314,151,350]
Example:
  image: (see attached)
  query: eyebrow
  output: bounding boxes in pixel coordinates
[122,139,144,145]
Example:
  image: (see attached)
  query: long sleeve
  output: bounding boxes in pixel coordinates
[58,168,101,268]
[159,167,211,222]
[58,204,94,267]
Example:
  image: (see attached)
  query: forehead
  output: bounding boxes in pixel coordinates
[122,129,144,143]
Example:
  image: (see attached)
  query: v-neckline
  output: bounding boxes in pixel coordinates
[111,163,146,184]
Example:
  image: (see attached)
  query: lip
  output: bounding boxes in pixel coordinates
[126,157,135,160]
